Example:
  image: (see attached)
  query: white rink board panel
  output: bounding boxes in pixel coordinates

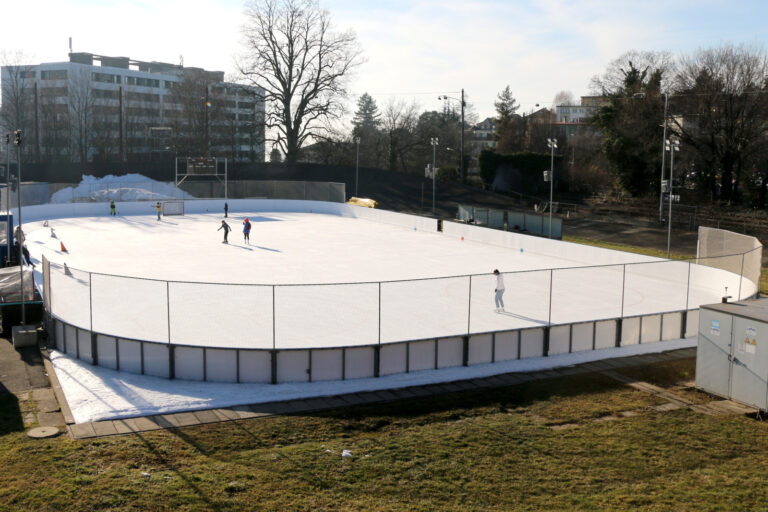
[118,339,142,374]
[143,343,170,379]
[97,335,117,370]
[77,329,92,363]
[409,340,436,372]
[436,337,463,369]
[175,347,205,381]
[571,322,594,352]
[205,349,237,383]
[494,331,519,361]
[548,325,571,356]
[468,334,493,365]
[380,343,407,376]
[311,349,344,382]
[345,347,375,380]
[520,329,544,359]
[239,351,271,383]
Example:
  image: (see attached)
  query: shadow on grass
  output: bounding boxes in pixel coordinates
[0,385,23,435]
[309,373,632,426]
[133,431,225,512]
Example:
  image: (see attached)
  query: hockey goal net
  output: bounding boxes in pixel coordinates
[162,200,185,216]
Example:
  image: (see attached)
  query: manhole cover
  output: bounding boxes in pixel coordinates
[27,426,61,439]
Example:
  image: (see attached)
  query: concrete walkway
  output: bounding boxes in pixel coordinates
[0,337,65,431]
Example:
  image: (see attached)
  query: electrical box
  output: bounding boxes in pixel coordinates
[696,297,768,410]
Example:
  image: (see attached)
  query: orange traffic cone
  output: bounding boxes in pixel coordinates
[60,241,68,253]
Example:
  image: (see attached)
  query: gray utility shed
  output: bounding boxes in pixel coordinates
[697,297,768,410]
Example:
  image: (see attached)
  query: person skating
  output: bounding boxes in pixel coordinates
[224,202,229,218]
[493,269,505,312]
[243,217,251,244]
[218,220,232,243]
[155,201,162,221]
[110,200,116,216]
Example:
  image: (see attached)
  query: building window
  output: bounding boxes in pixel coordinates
[238,101,254,110]
[126,76,160,88]
[41,69,68,80]
[19,70,36,79]
[93,72,121,84]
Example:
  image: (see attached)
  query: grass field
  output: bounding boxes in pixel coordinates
[2,358,767,511]
[1,236,765,511]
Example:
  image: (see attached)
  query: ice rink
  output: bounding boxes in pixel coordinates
[26,207,741,349]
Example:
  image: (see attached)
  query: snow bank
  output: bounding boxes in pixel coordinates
[50,174,192,203]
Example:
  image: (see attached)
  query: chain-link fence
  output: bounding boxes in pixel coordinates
[458,204,563,238]
[4,180,346,208]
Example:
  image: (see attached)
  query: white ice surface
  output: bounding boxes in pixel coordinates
[51,337,697,424]
[26,212,737,349]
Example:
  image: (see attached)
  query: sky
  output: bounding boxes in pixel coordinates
[2,0,767,125]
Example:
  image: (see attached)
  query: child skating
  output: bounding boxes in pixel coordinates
[110,200,116,216]
[218,220,232,243]
[243,218,251,244]
[155,201,161,221]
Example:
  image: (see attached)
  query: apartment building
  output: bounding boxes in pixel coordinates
[0,52,265,163]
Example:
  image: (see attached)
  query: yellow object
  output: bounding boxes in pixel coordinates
[347,197,377,208]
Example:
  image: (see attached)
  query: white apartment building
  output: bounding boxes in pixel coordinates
[1,52,265,162]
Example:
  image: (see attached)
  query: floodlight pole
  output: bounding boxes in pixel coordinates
[430,137,438,214]
[5,134,10,265]
[666,138,679,259]
[438,91,466,181]
[659,93,669,222]
[354,136,360,197]
[14,131,24,324]
[547,138,558,238]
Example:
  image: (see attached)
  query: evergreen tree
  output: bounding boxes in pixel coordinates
[352,93,381,134]
[494,85,519,141]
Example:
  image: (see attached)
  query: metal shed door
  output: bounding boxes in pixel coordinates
[729,316,768,410]
[696,310,733,399]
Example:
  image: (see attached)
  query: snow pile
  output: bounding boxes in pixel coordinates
[50,174,193,203]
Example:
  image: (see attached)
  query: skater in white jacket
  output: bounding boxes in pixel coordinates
[493,269,505,312]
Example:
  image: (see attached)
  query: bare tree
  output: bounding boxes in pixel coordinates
[238,0,362,165]
[552,90,575,107]
[0,51,35,160]
[591,50,674,95]
[68,67,96,163]
[382,98,420,172]
[671,43,768,201]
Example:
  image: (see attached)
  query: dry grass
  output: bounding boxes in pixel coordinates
[2,358,767,511]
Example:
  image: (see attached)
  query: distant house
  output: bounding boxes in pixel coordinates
[553,96,608,141]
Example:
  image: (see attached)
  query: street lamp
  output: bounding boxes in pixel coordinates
[4,133,10,264]
[13,129,25,324]
[354,136,360,198]
[430,137,439,214]
[438,89,465,181]
[546,138,558,238]
[665,138,680,258]
[659,92,669,222]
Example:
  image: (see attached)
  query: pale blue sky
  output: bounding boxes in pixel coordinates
[2,0,766,121]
